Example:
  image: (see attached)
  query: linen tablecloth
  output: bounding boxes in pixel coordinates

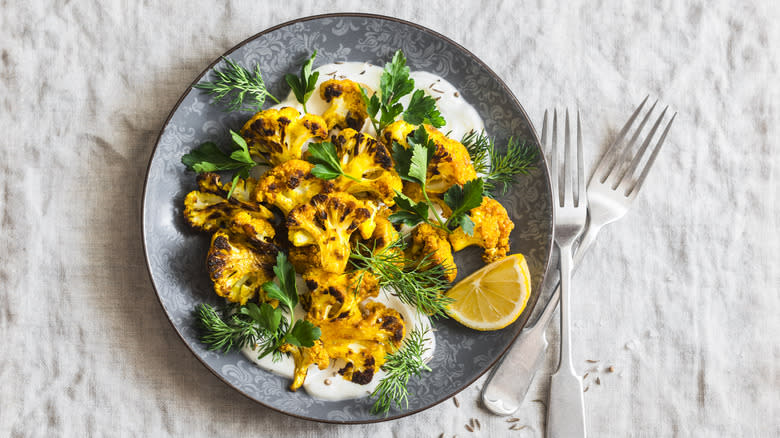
[1,1,777,436]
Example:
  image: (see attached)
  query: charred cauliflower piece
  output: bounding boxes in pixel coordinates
[383,120,477,193]
[286,193,373,274]
[240,107,328,164]
[360,211,401,255]
[329,129,402,205]
[288,245,322,273]
[206,230,277,304]
[183,173,274,238]
[319,79,369,131]
[253,159,334,214]
[280,340,329,391]
[318,302,405,385]
[449,197,515,263]
[407,223,457,282]
[301,269,380,322]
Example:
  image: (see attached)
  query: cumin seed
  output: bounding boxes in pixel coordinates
[469,418,475,427]
[584,386,590,392]
[507,417,520,422]
[432,88,445,93]
[586,359,599,363]
[596,377,601,385]
[453,397,460,408]
[583,372,589,380]
[359,70,365,75]
[475,419,481,429]
[465,424,473,432]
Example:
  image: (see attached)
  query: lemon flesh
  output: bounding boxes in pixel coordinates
[445,254,531,331]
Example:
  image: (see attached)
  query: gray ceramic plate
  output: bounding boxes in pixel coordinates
[142,13,553,423]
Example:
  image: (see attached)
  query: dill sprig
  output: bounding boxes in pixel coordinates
[350,240,454,318]
[461,130,538,197]
[371,326,432,415]
[195,57,280,112]
[195,303,286,360]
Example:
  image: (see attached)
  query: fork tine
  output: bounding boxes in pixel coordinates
[628,112,677,198]
[616,105,668,190]
[609,100,659,187]
[564,109,573,204]
[591,95,649,182]
[551,109,559,205]
[576,110,585,207]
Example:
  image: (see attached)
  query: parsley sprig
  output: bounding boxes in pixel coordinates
[371,326,431,415]
[461,130,538,197]
[285,51,320,113]
[350,240,454,318]
[305,141,361,181]
[362,50,445,133]
[181,130,259,198]
[389,127,483,235]
[195,253,321,359]
[194,57,279,112]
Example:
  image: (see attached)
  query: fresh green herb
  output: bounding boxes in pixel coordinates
[305,142,360,181]
[195,253,321,360]
[181,130,259,198]
[461,130,538,197]
[442,178,484,236]
[285,51,320,113]
[361,50,445,133]
[261,252,321,348]
[350,240,454,318]
[389,126,482,235]
[370,326,432,415]
[196,302,286,360]
[194,57,279,112]
[403,89,445,127]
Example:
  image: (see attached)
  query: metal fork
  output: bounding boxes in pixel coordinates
[545,109,588,438]
[482,97,677,416]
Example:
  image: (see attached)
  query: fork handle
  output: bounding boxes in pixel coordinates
[547,243,586,438]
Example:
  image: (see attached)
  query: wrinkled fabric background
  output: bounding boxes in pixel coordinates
[1,1,778,437]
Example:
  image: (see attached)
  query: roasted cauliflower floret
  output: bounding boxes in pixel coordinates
[383,120,477,193]
[253,159,333,214]
[301,269,380,322]
[281,340,329,391]
[240,107,328,164]
[329,129,402,205]
[183,173,274,235]
[286,193,373,273]
[206,230,278,304]
[449,197,515,263]
[318,302,405,385]
[407,223,457,282]
[287,245,322,273]
[319,79,369,131]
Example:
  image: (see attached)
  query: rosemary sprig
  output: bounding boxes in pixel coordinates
[461,130,538,197]
[371,326,432,415]
[350,239,453,318]
[195,57,280,112]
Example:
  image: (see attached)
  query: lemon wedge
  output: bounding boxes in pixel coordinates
[445,253,532,330]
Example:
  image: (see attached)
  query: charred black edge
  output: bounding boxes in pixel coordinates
[140,12,554,426]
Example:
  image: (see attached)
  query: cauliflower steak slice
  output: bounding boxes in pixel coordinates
[449,196,515,263]
[240,107,328,165]
[286,193,373,274]
[206,230,278,305]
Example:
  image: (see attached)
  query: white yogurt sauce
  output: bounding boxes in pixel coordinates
[242,62,484,401]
